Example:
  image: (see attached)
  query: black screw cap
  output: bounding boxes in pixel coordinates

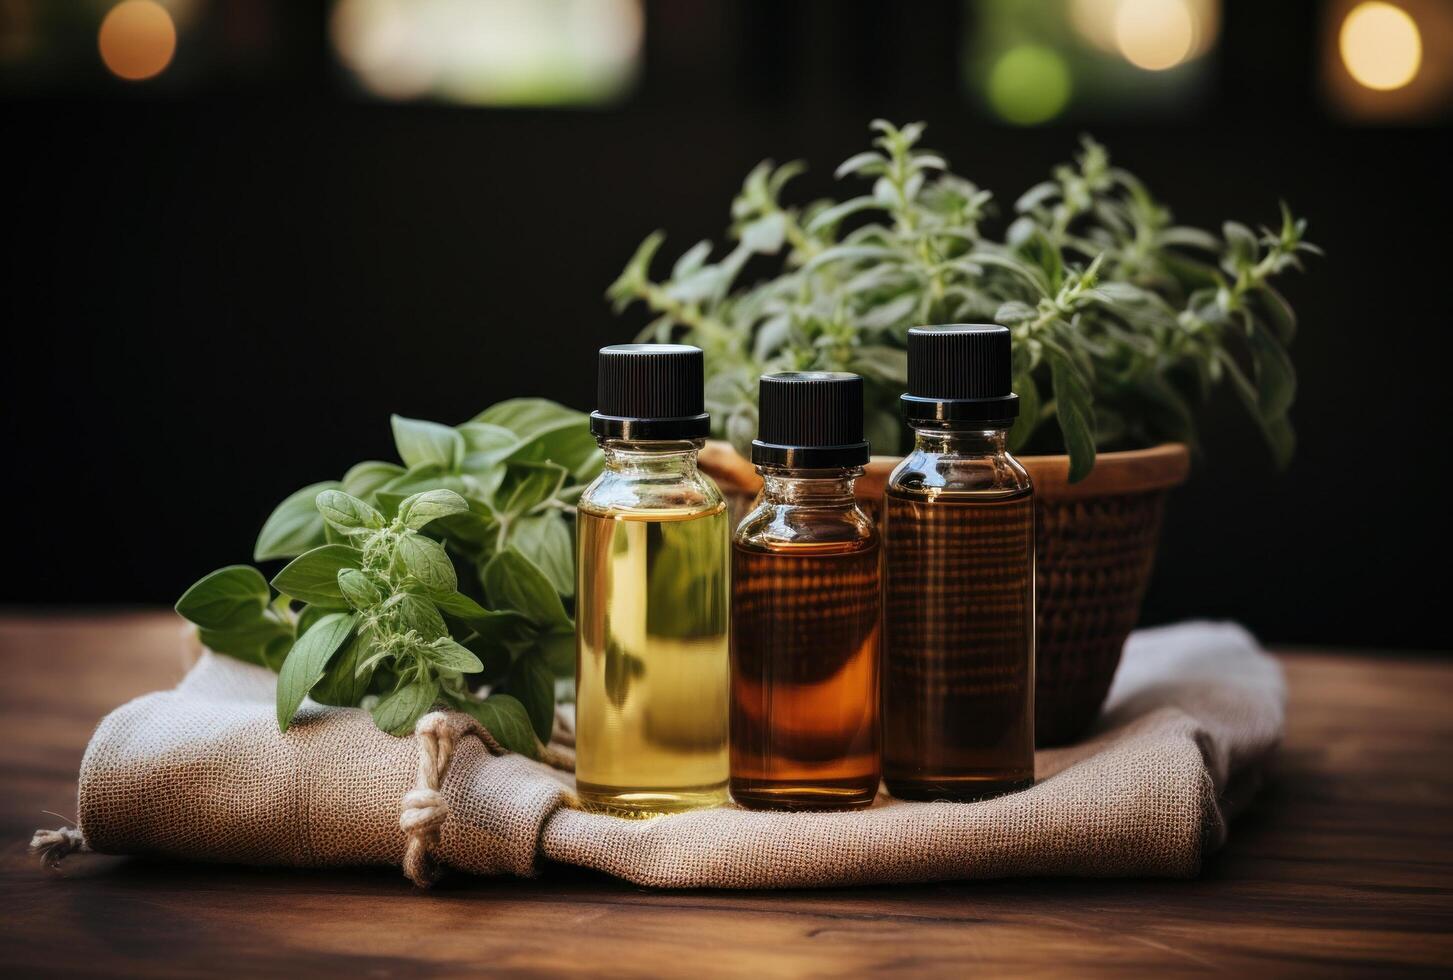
[590,344,711,440]
[752,372,870,468]
[902,324,1019,425]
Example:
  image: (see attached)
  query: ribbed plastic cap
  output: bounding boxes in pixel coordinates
[903,324,1019,425]
[752,372,870,468]
[590,344,710,439]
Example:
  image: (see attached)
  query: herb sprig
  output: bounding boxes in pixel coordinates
[609,120,1319,480]
[176,400,597,752]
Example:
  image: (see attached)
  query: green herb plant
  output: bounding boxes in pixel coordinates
[175,401,600,754]
[609,120,1319,480]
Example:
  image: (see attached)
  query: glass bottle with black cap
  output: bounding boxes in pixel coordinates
[882,325,1036,801]
[730,372,881,810]
[575,344,730,816]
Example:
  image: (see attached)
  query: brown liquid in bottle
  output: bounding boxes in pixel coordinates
[730,537,881,810]
[882,486,1034,800]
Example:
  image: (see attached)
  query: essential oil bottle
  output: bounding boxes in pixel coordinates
[575,344,730,816]
[882,325,1035,801]
[730,372,881,811]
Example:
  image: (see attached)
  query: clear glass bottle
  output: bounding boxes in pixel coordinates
[882,326,1036,801]
[730,372,881,810]
[575,345,729,816]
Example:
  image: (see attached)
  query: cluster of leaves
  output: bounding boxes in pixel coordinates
[609,120,1319,480]
[175,400,600,753]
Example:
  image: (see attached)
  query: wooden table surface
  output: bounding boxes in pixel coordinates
[1,612,1449,977]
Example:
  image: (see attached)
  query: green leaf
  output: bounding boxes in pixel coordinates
[457,421,519,472]
[431,589,492,624]
[397,488,470,530]
[394,592,449,639]
[495,462,567,520]
[508,423,602,483]
[469,608,539,656]
[475,399,585,440]
[271,545,362,607]
[395,534,457,595]
[277,612,355,732]
[539,628,576,678]
[1008,371,1042,452]
[482,548,570,628]
[315,490,384,534]
[254,481,340,562]
[509,512,574,598]
[504,655,555,743]
[391,415,464,471]
[311,632,374,707]
[451,693,539,758]
[1049,350,1097,483]
[422,636,484,674]
[337,568,381,609]
[371,680,438,736]
[176,565,271,630]
[342,461,406,501]
[197,617,292,668]
[1247,317,1296,419]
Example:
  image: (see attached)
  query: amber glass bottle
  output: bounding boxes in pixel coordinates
[730,372,881,810]
[882,325,1035,802]
[576,344,730,817]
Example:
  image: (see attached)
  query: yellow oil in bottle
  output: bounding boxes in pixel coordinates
[575,501,730,816]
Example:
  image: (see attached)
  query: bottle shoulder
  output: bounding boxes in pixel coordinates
[578,464,724,517]
[733,500,878,552]
[887,447,1033,498]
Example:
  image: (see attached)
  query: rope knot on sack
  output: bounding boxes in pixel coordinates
[31,826,90,869]
[401,711,466,887]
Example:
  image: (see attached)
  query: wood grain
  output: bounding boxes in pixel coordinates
[1,612,1449,976]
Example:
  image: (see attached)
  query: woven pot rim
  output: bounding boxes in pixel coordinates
[702,441,1190,502]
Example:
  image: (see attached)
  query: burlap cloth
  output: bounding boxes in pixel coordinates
[43,621,1282,888]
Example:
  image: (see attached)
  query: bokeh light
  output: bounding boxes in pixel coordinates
[98,0,176,82]
[1339,1,1422,91]
[988,45,1072,125]
[329,0,643,105]
[1114,0,1195,71]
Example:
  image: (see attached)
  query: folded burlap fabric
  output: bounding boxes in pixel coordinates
[34,621,1283,888]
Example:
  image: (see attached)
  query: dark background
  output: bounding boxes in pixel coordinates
[3,1,1450,650]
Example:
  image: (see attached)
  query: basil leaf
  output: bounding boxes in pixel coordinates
[432,589,492,625]
[451,693,538,758]
[371,679,438,736]
[482,548,570,629]
[506,422,602,483]
[394,592,448,639]
[197,617,292,667]
[473,398,584,441]
[457,421,519,472]
[469,607,538,656]
[277,612,355,732]
[315,490,384,533]
[254,481,340,562]
[341,461,406,501]
[176,565,271,630]
[539,628,576,678]
[494,461,567,520]
[391,415,464,471]
[423,636,484,674]
[311,632,374,707]
[395,534,457,596]
[337,568,381,609]
[271,544,362,607]
[504,655,555,742]
[396,488,470,530]
[509,512,574,598]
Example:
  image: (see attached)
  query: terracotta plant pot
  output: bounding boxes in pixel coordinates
[698,441,1191,746]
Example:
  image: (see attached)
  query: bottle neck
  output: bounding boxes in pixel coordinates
[910,424,1011,458]
[600,439,703,478]
[757,467,861,506]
